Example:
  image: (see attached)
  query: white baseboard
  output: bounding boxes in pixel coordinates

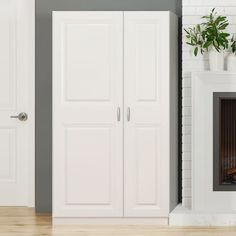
[53,217,168,225]
[169,204,236,226]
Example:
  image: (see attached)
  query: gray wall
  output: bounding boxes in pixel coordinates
[36,0,181,213]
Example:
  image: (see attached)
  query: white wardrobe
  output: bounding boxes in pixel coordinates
[53,11,178,223]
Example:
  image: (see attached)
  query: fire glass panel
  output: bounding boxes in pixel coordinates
[213,92,236,191]
[220,99,236,185]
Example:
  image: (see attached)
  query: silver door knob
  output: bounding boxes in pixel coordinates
[10,112,28,121]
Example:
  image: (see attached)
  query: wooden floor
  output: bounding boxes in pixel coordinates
[1,208,236,236]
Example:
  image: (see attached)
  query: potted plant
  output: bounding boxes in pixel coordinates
[227,35,236,71]
[185,8,230,71]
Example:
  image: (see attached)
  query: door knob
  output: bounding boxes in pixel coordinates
[10,112,28,121]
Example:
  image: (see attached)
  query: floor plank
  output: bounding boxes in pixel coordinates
[0,208,236,236]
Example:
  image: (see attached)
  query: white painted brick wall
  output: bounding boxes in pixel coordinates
[182,0,236,208]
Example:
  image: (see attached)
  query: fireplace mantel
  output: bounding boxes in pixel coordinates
[169,72,236,226]
[192,72,236,211]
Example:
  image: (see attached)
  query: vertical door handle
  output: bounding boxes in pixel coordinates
[117,107,121,122]
[127,107,131,121]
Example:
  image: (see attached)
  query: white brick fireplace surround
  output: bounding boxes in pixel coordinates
[182,0,236,209]
[170,72,236,226]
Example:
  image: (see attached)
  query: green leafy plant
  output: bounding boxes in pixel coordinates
[184,24,204,56]
[231,34,236,55]
[185,8,230,56]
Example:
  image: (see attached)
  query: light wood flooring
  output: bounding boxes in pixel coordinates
[1,207,236,236]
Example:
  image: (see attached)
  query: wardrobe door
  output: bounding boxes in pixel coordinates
[124,12,170,217]
[53,12,123,217]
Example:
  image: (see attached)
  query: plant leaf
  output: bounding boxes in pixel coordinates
[203,40,212,49]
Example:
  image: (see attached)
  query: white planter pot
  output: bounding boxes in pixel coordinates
[208,49,225,71]
[227,53,236,72]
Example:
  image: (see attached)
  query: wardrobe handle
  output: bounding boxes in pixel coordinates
[117,107,121,122]
[127,107,131,121]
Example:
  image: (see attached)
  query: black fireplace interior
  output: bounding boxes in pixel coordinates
[214,92,236,191]
[220,99,236,185]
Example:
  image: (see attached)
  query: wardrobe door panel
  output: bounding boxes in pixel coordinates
[53,12,123,217]
[124,12,170,217]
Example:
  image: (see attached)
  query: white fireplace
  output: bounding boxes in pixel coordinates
[192,72,236,211]
[170,72,236,226]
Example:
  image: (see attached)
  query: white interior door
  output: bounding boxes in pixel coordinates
[53,12,123,217]
[124,12,170,217]
[0,0,35,206]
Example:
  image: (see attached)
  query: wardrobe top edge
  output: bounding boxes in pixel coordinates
[52,11,177,18]
[52,11,175,14]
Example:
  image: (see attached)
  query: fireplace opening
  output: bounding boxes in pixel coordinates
[214,92,236,191]
[220,99,236,184]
